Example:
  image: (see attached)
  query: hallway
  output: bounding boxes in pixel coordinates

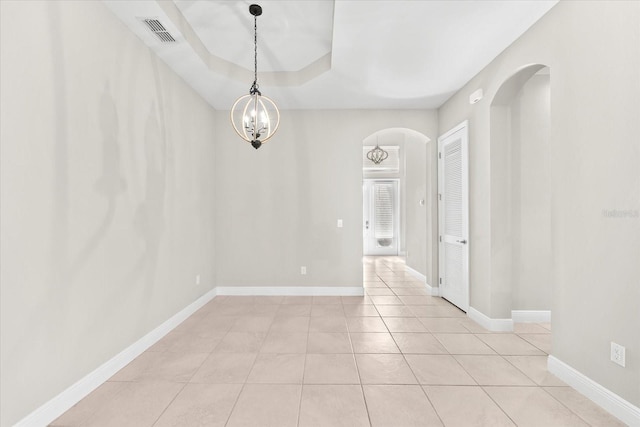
[50,257,621,426]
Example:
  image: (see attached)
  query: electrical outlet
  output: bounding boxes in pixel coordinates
[195,274,201,285]
[300,266,307,275]
[610,342,626,367]
[337,219,343,228]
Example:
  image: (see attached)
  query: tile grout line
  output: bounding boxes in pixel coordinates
[57,380,130,426]
[354,278,390,426]
[149,382,188,427]
[347,305,374,427]
[384,262,491,425]
[417,381,447,426]
[156,298,231,426]
[296,302,311,427]
[391,263,467,427]
[222,301,268,427]
[374,267,450,426]
[487,333,596,426]
[538,384,601,426]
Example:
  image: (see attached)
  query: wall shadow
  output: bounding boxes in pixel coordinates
[69,82,125,280]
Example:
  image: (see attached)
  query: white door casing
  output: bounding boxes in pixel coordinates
[363,180,399,256]
[438,121,469,311]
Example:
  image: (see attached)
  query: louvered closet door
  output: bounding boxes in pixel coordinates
[363,180,399,256]
[438,122,469,311]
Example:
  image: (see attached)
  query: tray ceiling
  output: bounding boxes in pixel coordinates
[104,0,558,110]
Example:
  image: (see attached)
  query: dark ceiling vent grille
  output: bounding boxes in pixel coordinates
[142,18,176,43]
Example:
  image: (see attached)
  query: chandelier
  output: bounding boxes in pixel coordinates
[230,4,280,149]
[367,143,389,164]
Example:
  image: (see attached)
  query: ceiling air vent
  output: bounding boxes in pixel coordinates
[141,18,176,43]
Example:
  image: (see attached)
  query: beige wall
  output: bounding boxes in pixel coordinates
[510,73,552,310]
[405,130,439,287]
[404,132,428,276]
[0,1,217,425]
[214,110,437,288]
[439,0,639,406]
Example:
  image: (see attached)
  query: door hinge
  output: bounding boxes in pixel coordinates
[438,152,442,159]
[439,277,442,284]
[438,193,442,201]
[439,235,442,242]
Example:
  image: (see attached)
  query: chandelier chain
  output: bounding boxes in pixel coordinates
[251,14,259,94]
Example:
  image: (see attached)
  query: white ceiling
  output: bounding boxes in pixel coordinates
[104,0,558,110]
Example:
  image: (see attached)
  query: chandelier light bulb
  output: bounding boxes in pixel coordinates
[232,92,279,149]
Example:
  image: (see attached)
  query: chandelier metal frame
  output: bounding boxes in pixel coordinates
[367,144,389,165]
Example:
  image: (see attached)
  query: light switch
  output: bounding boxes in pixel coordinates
[337,219,343,228]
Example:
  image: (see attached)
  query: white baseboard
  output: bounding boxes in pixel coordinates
[468,306,513,332]
[215,286,365,296]
[404,266,439,295]
[15,288,218,427]
[425,283,440,296]
[548,355,640,426]
[405,265,426,283]
[512,310,551,323]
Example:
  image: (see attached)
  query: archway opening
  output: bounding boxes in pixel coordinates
[490,64,553,336]
[361,128,434,285]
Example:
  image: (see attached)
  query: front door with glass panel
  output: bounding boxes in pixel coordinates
[363,180,399,255]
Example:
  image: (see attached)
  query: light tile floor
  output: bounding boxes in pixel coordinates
[52,257,624,426]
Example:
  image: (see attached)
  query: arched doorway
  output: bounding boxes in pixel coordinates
[490,64,553,331]
[362,128,434,284]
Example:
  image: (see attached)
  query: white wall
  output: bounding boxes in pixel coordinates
[214,110,437,289]
[439,0,639,407]
[0,1,217,425]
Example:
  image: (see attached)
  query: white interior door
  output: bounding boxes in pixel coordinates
[363,180,399,256]
[438,121,469,311]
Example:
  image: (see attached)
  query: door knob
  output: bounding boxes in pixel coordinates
[457,239,467,244]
